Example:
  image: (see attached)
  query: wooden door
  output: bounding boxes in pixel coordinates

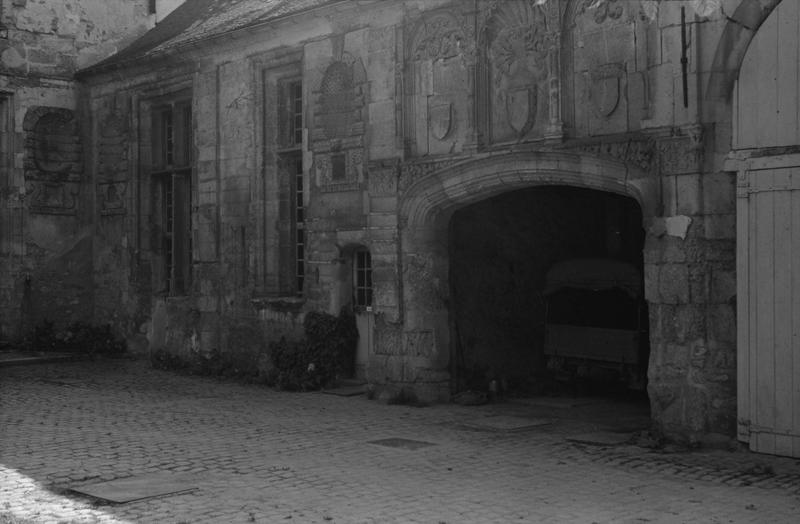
[355,312,374,380]
[737,166,800,457]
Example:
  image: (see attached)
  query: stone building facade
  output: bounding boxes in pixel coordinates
[6,0,799,452]
[0,0,179,342]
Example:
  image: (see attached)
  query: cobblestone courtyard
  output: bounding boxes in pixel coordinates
[1,359,799,523]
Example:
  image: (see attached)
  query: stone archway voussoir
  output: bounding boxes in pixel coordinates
[401,151,650,227]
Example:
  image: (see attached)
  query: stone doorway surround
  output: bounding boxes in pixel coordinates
[396,151,659,402]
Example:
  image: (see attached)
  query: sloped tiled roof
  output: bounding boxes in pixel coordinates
[80,0,338,76]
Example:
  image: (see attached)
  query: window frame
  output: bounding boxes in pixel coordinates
[0,93,13,255]
[0,93,11,188]
[275,75,305,297]
[353,248,373,311]
[150,97,193,296]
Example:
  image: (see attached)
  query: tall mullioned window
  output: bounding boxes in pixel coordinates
[152,99,192,295]
[294,158,305,295]
[290,81,303,146]
[278,78,304,295]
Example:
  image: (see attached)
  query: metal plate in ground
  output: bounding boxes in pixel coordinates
[69,472,198,503]
[369,438,436,450]
[464,416,552,431]
[512,397,602,409]
[566,431,633,446]
[321,385,365,397]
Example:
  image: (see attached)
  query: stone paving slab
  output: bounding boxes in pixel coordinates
[2,359,800,523]
[462,415,553,431]
[566,431,634,446]
[511,396,602,409]
[321,385,366,397]
[69,472,199,503]
[0,351,85,367]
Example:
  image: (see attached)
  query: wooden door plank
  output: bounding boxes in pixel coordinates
[772,169,793,441]
[793,170,800,447]
[776,1,800,146]
[755,12,780,148]
[748,172,761,450]
[754,170,776,455]
[737,39,759,148]
[732,81,740,150]
[736,171,751,441]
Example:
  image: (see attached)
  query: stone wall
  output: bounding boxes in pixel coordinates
[1,0,153,75]
[0,0,154,341]
[74,0,780,446]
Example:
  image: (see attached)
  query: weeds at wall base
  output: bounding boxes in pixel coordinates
[149,309,359,392]
[23,320,126,356]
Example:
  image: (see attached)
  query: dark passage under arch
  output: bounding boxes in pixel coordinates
[448,186,648,399]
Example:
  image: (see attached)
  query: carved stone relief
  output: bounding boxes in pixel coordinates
[410,12,474,62]
[374,321,402,355]
[24,107,82,179]
[317,53,366,142]
[99,182,127,216]
[26,181,80,215]
[480,0,560,143]
[368,164,398,196]
[315,148,363,193]
[404,330,434,358]
[564,136,657,172]
[399,158,461,192]
[23,107,82,215]
[589,62,625,119]
[658,126,704,175]
[568,0,639,135]
[577,0,625,24]
[98,111,129,182]
[97,110,129,217]
[405,10,474,156]
[562,125,704,176]
[313,50,367,192]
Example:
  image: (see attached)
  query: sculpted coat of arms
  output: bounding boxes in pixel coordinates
[487,3,550,140]
[590,63,625,118]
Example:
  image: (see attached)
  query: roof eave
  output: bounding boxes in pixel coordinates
[77,0,353,80]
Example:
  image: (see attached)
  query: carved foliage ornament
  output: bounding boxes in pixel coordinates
[571,0,723,22]
[410,12,472,62]
[318,53,367,142]
[98,111,129,181]
[567,137,657,172]
[484,1,551,139]
[24,107,82,180]
[399,158,460,192]
[26,181,80,215]
[577,0,624,24]
[23,106,83,215]
[368,165,398,196]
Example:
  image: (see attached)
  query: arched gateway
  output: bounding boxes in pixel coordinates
[396,151,659,401]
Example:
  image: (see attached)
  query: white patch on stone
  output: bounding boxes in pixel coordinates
[649,215,692,240]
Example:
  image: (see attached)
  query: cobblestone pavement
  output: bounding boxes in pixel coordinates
[2,359,800,523]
